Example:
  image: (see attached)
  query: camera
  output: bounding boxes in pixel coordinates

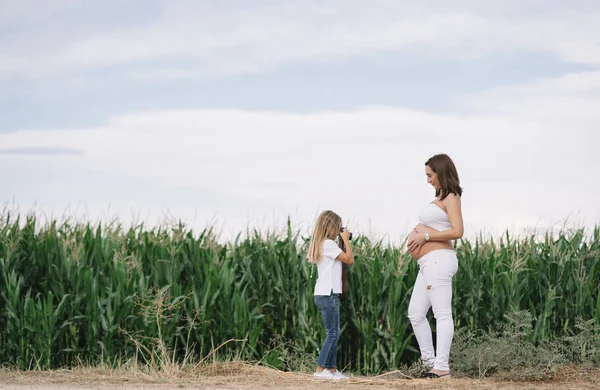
[339,227,353,241]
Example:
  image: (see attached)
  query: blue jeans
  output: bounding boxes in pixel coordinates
[314,293,340,369]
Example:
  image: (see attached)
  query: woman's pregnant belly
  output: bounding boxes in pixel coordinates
[407,223,452,260]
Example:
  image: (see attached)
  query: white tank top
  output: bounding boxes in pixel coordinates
[418,202,451,231]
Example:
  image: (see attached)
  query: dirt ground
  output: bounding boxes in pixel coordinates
[0,364,599,390]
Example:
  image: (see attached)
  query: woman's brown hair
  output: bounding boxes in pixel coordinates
[425,154,463,200]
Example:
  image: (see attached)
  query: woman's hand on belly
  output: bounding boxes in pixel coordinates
[407,224,452,259]
[407,228,422,259]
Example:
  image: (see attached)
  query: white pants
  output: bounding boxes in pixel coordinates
[407,249,458,371]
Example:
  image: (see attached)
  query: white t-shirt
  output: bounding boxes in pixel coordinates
[314,239,343,296]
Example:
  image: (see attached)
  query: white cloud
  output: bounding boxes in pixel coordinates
[464,70,599,173]
[1,1,599,80]
[1,69,598,241]
[1,1,599,241]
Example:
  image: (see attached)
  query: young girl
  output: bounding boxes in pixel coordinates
[307,210,354,380]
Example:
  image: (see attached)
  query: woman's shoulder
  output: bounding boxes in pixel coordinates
[441,193,462,212]
[443,193,461,203]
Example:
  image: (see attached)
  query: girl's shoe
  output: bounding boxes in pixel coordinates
[332,370,349,380]
[313,370,335,380]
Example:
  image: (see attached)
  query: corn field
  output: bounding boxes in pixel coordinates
[0,213,599,373]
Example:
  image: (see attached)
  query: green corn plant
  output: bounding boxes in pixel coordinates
[0,210,598,373]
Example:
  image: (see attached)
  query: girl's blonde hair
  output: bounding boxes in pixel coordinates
[307,210,342,263]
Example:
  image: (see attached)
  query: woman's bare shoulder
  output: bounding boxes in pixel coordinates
[443,193,461,204]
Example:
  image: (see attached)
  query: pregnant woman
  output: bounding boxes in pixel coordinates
[406,153,464,379]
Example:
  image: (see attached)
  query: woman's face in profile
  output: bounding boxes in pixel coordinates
[425,166,440,192]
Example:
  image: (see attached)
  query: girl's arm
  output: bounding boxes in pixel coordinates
[337,229,354,265]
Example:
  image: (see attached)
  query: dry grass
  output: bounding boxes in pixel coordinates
[0,363,599,390]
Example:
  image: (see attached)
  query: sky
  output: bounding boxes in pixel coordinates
[1,0,599,243]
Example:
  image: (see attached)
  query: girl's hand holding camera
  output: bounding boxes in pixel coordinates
[340,227,351,241]
[337,227,354,265]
